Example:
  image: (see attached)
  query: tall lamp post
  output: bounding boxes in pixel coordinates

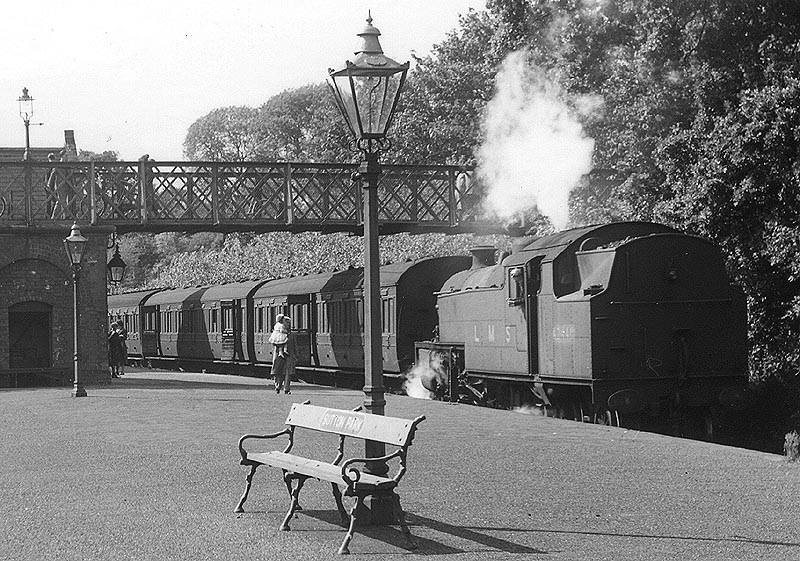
[18,87,34,161]
[64,223,88,398]
[328,13,408,524]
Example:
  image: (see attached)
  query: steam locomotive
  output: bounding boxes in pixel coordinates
[109,222,748,433]
[418,221,749,433]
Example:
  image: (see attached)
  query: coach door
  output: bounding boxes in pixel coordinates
[9,301,52,369]
[220,300,237,361]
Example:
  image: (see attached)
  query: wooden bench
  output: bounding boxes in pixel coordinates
[234,401,426,555]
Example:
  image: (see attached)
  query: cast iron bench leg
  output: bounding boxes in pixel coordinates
[331,483,348,524]
[283,470,302,511]
[338,494,364,555]
[392,491,418,550]
[234,464,258,513]
[280,476,307,531]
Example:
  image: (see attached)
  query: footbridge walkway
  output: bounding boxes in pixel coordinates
[0,157,487,234]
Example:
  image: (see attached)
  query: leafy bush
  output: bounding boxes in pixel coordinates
[143,231,511,289]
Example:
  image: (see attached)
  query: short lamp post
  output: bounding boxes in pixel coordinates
[18,87,34,161]
[64,223,88,398]
[328,13,408,524]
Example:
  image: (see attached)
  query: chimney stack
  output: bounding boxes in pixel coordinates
[64,130,77,156]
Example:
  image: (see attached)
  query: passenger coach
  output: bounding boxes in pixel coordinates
[108,256,471,380]
[107,288,162,359]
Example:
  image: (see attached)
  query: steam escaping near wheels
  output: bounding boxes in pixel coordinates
[403,356,448,400]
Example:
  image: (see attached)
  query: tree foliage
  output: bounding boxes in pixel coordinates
[660,63,800,380]
[183,86,352,162]
[183,106,265,161]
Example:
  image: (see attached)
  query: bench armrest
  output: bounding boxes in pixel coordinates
[238,428,293,464]
[340,448,405,485]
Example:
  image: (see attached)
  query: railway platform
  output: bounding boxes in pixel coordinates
[1,368,798,561]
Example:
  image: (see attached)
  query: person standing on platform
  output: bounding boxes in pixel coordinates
[108,322,125,378]
[272,315,298,395]
[116,321,128,376]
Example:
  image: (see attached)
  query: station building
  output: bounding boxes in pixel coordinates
[0,133,113,388]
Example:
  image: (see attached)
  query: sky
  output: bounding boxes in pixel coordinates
[0,0,485,161]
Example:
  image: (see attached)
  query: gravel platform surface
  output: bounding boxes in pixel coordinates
[1,369,798,561]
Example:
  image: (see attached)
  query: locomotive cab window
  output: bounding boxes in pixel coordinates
[507,259,542,306]
[507,267,525,306]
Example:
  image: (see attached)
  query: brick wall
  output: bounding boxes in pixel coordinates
[0,226,114,388]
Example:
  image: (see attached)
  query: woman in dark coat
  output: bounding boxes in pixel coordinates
[108,322,125,378]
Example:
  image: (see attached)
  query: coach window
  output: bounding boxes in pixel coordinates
[210,309,218,333]
[299,304,308,330]
[344,300,355,333]
[316,302,325,333]
[291,303,308,330]
[381,298,394,334]
[222,307,233,333]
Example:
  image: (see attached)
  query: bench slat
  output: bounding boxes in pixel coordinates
[249,451,396,489]
[285,403,418,446]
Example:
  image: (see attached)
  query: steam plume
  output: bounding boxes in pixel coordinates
[477,51,596,230]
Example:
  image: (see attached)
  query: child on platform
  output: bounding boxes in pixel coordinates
[269,314,289,358]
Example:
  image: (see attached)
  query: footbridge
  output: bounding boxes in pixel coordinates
[0,157,488,234]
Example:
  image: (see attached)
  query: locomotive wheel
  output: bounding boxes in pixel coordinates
[594,409,619,427]
[594,410,611,425]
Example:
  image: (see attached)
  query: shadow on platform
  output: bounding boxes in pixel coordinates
[271,509,547,555]
[526,527,800,549]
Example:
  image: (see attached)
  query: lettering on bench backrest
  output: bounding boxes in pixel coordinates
[321,409,365,436]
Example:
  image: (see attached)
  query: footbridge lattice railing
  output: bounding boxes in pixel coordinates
[0,158,485,234]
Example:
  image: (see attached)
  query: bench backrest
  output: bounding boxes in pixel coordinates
[285,403,424,447]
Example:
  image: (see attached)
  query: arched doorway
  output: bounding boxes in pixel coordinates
[9,301,52,369]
